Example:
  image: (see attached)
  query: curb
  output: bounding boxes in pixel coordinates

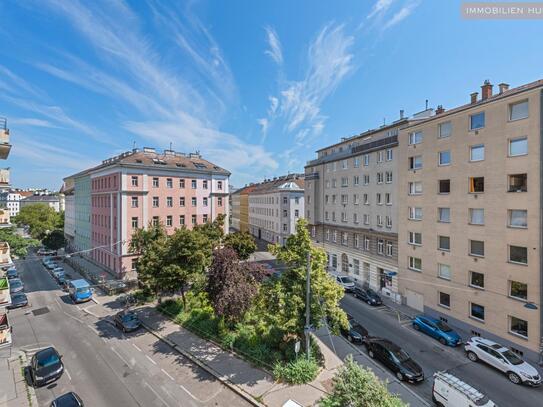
[140,321,266,407]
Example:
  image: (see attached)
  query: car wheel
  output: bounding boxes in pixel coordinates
[467,351,478,362]
[368,349,375,359]
[348,335,353,342]
[508,372,521,385]
[413,324,420,331]
[439,337,447,346]
[396,372,404,381]
[367,300,372,305]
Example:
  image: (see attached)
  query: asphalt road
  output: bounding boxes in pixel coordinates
[9,255,252,407]
[340,293,543,406]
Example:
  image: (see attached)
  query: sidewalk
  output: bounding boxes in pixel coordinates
[0,350,37,407]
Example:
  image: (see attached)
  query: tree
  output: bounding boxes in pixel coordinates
[194,213,225,249]
[206,247,265,324]
[320,355,406,407]
[0,227,39,257]
[42,229,66,250]
[13,204,63,240]
[259,219,347,342]
[224,231,257,260]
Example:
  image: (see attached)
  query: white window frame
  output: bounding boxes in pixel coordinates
[470,144,485,162]
[509,137,528,157]
[408,256,422,272]
[438,150,451,166]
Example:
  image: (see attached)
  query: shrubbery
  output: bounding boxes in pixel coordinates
[273,357,320,384]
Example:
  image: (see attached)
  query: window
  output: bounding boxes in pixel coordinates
[408,231,422,245]
[332,212,336,222]
[508,173,527,192]
[509,100,528,121]
[507,209,527,229]
[131,176,138,186]
[203,214,208,223]
[295,209,299,218]
[131,196,138,208]
[469,208,484,225]
[438,235,450,251]
[363,214,370,225]
[283,209,288,217]
[409,131,423,145]
[179,197,185,207]
[152,216,159,226]
[469,177,484,193]
[377,151,384,163]
[509,137,528,156]
[509,245,528,265]
[152,177,159,187]
[152,196,159,207]
[439,292,450,308]
[377,239,384,254]
[202,180,208,190]
[201,197,208,207]
[283,197,288,205]
[333,231,337,243]
[192,215,197,225]
[385,171,392,184]
[218,181,223,190]
[179,179,185,188]
[409,182,422,195]
[509,281,528,301]
[295,197,299,204]
[470,271,484,289]
[325,211,329,221]
[191,197,197,207]
[363,154,370,166]
[438,264,451,280]
[376,193,382,205]
[364,236,370,251]
[341,177,348,187]
[353,213,359,224]
[385,193,391,205]
[166,178,173,188]
[353,194,359,205]
[354,157,360,168]
[470,145,485,161]
[408,256,422,271]
[353,176,360,186]
[341,232,348,245]
[191,179,197,189]
[377,215,383,227]
[386,241,393,256]
[509,316,528,338]
[342,212,349,223]
[409,207,422,220]
[377,173,383,184]
[439,121,452,138]
[409,155,422,170]
[469,240,485,257]
[439,150,451,166]
[439,179,450,194]
[353,258,360,274]
[131,217,138,228]
[470,303,485,321]
[179,215,185,225]
[166,197,173,207]
[218,197,223,207]
[325,229,330,241]
[363,194,369,205]
[470,112,485,130]
[438,207,450,223]
[386,148,393,161]
[166,215,173,227]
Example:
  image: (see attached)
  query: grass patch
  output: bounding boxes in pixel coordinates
[273,357,320,385]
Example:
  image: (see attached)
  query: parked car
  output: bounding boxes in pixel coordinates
[353,287,382,306]
[52,268,65,281]
[331,273,355,292]
[363,337,424,383]
[432,371,496,407]
[45,262,58,270]
[7,292,28,309]
[114,310,141,332]
[103,280,128,295]
[412,315,462,346]
[51,391,84,407]
[57,275,69,291]
[6,268,18,280]
[38,248,57,256]
[340,320,368,343]
[68,279,92,303]
[29,346,64,387]
[9,278,24,294]
[464,337,542,385]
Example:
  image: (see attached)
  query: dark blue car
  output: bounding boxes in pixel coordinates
[412,315,461,346]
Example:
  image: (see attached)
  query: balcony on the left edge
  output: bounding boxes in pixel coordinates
[0,118,11,160]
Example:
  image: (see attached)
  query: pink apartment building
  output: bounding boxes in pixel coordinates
[69,147,230,279]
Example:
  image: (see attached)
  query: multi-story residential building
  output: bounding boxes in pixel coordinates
[247,174,304,245]
[305,120,410,301]
[0,117,11,348]
[230,188,241,231]
[73,172,92,253]
[230,185,256,233]
[19,194,61,212]
[61,177,76,249]
[65,147,230,279]
[398,79,543,361]
[0,191,23,217]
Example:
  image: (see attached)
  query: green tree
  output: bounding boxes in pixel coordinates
[321,356,406,407]
[259,218,347,343]
[0,227,39,257]
[193,213,225,249]
[42,229,66,250]
[13,204,63,240]
[224,231,257,260]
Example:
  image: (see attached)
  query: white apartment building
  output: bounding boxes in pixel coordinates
[0,192,21,217]
[248,175,304,245]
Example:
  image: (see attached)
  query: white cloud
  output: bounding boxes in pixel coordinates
[257,118,269,141]
[9,118,57,128]
[382,1,420,30]
[268,96,279,116]
[367,0,396,19]
[264,26,283,65]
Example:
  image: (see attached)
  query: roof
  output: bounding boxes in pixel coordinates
[69,279,90,288]
[250,175,304,195]
[20,195,59,203]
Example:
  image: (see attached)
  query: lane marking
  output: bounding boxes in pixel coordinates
[146,355,157,365]
[86,324,101,337]
[144,381,170,407]
[132,343,142,352]
[91,297,100,304]
[161,368,174,381]
[62,311,84,324]
[179,384,200,401]
[65,368,72,381]
[111,346,130,366]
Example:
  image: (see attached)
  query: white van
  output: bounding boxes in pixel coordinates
[432,371,495,407]
[330,273,355,293]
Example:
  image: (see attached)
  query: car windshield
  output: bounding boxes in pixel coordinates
[10,280,22,288]
[13,293,26,300]
[121,313,137,322]
[340,277,353,284]
[390,348,410,363]
[501,349,524,365]
[436,321,452,332]
[37,350,60,368]
[76,287,89,294]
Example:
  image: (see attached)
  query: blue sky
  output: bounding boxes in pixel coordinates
[1,0,542,190]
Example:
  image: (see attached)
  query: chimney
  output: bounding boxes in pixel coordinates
[481,80,493,100]
[436,105,445,114]
[399,109,405,119]
[499,83,510,94]
[470,92,478,104]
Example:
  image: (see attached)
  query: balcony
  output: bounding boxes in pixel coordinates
[0,118,11,160]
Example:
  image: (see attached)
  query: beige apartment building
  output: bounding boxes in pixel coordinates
[305,120,411,301]
[398,80,543,361]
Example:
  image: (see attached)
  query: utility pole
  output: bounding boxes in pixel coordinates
[305,252,311,361]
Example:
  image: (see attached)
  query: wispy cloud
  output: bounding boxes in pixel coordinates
[9,117,58,128]
[367,0,396,19]
[257,118,269,142]
[264,26,283,65]
[382,1,420,30]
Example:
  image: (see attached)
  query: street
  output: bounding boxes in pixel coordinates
[8,254,252,407]
[338,293,543,407]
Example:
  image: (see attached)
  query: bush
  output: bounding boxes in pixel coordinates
[273,357,320,384]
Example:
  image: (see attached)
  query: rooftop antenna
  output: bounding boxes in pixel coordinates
[383,117,386,126]
[425,99,429,110]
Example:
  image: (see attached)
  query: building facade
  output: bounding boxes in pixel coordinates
[66,148,230,279]
[305,122,407,301]
[398,80,543,361]
[19,194,61,212]
[73,173,92,253]
[0,192,22,218]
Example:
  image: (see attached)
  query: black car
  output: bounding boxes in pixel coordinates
[6,268,18,279]
[340,320,368,343]
[363,337,424,383]
[114,311,141,332]
[354,287,382,306]
[7,292,28,309]
[51,392,84,407]
[30,347,64,387]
